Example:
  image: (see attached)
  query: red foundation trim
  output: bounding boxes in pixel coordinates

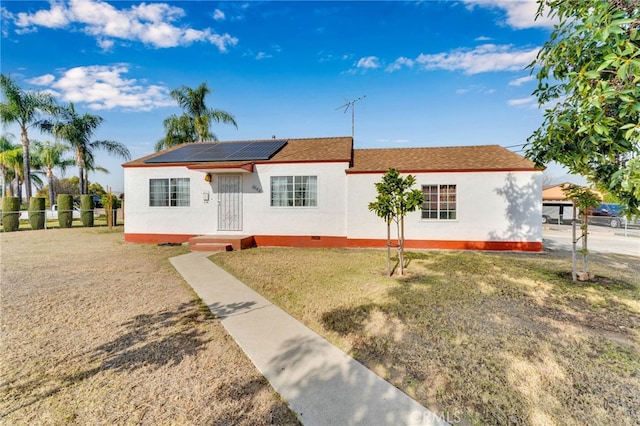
[125,233,196,244]
[253,235,348,248]
[347,238,542,252]
[125,233,542,252]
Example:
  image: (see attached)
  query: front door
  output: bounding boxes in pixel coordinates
[218,175,242,231]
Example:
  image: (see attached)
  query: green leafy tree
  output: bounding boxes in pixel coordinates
[88,182,106,196]
[36,176,80,205]
[369,168,425,276]
[155,82,237,151]
[526,0,640,216]
[0,74,57,201]
[31,140,75,208]
[47,103,130,194]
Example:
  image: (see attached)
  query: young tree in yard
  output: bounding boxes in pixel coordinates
[562,184,602,282]
[368,192,394,276]
[0,74,57,201]
[526,0,640,216]
[369,169,424,276]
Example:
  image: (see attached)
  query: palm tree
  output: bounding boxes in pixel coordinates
[48,102,131,194]
[0,74,57,201]
[31,140,75,206]
[0,134,21,198]
[81,147,110,193]
[2,146,24,202]
[156,82,237,151]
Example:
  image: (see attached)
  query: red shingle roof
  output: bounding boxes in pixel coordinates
[123,138,538,173]
[349,145,538,173]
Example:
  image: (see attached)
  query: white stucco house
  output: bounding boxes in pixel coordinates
[123,136,543,251]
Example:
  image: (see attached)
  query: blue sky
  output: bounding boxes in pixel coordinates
[1,0,572,192]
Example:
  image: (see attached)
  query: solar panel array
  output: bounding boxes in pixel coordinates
[145,140,288,164]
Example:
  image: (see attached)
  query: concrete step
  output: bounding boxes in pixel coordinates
[188,235,255,252]
[189,241,233,252]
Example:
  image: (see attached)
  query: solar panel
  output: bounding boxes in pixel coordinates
[145,140,287,163]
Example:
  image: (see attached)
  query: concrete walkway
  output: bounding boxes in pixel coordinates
[170,251,448,426]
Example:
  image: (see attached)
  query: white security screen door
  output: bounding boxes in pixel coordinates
[217,175,242,231]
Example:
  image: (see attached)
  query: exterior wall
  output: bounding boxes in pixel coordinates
[346,170,543,250]
[124,166,218,239]
[124,162,350,242]
[243,162,349,237]
[125,163,543,251]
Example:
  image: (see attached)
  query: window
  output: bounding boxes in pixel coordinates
[271,176,317,207]
[149,178,190,207]
[421,184,456,220]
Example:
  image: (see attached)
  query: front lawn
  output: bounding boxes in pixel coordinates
[212,247,640,425]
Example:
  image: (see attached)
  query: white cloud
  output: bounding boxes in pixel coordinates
[29,64,174,111]
[27,74,56,85]
[255,51,272,60]
[507,96,537,108]
[213,9,225,21]
[356,56,380,69]
[15,1,69,29]
[456,84,495,95]
[97,37,115,51]
[475,35,493,41]
[415,44,539,75]
[462,0,555,29]
[11,0,238,51]
[385,57,414,72]
[508,75,535,86]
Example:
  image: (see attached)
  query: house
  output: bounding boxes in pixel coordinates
[541,183,603,224]
[123,136,543,251]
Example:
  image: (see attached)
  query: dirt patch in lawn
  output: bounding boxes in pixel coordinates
[212,247,640,425]
[0,228,299,425]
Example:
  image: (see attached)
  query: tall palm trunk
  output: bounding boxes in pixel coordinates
[83,168,89,194]
[21,126,31,201]
[76,148,85,195]
[47,167,55,207]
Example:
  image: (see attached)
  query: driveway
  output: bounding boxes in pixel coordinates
[543,226,640,257]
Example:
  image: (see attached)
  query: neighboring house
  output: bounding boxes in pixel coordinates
[123,136,543,251]
[541,183,603,224]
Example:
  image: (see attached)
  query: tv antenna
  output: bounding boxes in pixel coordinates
[336,95,366,140]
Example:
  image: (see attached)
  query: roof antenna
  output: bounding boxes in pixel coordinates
[335,95,366,142]
[272,135,276,139]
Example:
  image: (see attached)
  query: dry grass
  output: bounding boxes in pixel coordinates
[212,247,640,425]
[0,228,299,425]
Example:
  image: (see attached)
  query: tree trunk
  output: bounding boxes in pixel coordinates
[582,206,589,275]
[14,177,22,207]
[571,203,577,282]
[399,215,405,276]
[47,168,55,208]
[386,219,391,276]
[21,126,32,201]
[77,148,85,195]
[83,169,89,194]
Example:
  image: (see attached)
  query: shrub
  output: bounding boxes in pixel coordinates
[29,197,46,230]
[57,194,73,228]
[1,197,20,232]
[80,195,94,227]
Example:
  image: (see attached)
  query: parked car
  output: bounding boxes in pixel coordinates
[588,203,631,228]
